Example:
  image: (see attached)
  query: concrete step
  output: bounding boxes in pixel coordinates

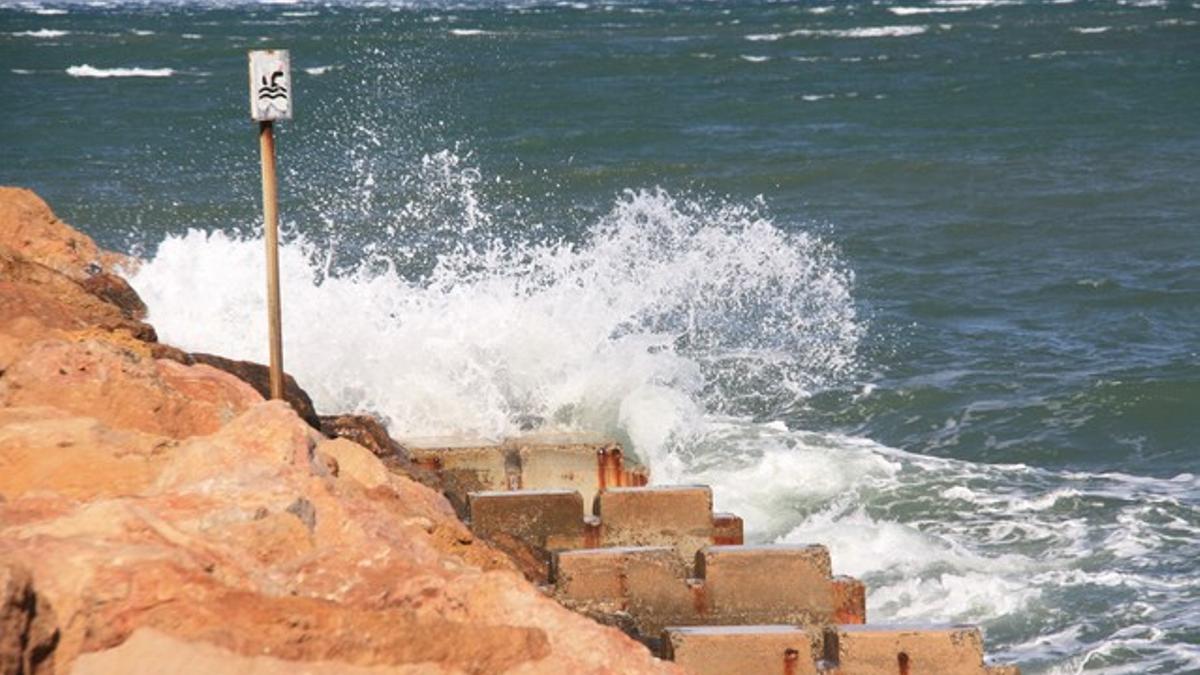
[551,544,866,639]
[404,432,648,516]
[662,624,1020,675]
[663,625,820,675]
[467,486,744,581]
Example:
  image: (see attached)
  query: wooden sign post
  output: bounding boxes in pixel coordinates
[249,49,292,400]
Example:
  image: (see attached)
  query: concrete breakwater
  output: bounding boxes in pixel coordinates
[0,187,1016,674]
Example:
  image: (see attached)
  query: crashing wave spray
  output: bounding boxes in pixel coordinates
[130,160,861,470]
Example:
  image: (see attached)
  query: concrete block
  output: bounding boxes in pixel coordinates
[467,489,585,549]
[825,624,990,675]
[553,546,687,615]
[597,486,715,559]
[405,436,510,514]
[832,575,867,625]
[698,545,836,625]
[513,433,646,510]
[663,625,820,675]
[405,433,646,515]
[711,512,744,546]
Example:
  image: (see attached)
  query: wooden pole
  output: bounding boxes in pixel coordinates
[258,120,285,400]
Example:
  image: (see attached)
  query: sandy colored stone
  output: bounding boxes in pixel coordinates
[0,337,262,439]
[0,412,175,500]
[317,437,392,489]
[70,628,456,675]
[0,186,128,279]
[0,248,154,342]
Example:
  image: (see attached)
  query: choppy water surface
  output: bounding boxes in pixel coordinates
[2,1,1198,672]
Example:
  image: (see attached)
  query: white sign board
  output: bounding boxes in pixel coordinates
[249,50,292,122]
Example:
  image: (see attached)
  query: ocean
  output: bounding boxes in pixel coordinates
[1,0,1198,671]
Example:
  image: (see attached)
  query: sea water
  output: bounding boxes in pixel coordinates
[1,1,1197,672]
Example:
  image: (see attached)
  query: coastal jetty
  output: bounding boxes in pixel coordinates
[0,187,1017,674]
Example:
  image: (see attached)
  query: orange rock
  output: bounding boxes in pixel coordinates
[0,247,155,342]
[0,411,175,500]
[71,628,459,675]
[0,338,262,439]
[0,186,129,279]
[0,403,679,674]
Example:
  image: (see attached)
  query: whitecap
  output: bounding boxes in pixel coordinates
[10,29,68,37]
[889,6,973,14]
[448,28,496,36]
[304,65,334,75]
[66,64,174,78]
[745,32,784,42]
[793,25,928,38]
[739,55,771,63]
[1070,26,1111,33]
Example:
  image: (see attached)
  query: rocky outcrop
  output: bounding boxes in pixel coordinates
[0,338,262,439]
[321,413,443,491]
[0,563,58,675]
[0,187,129,280]
[0,187,678,674]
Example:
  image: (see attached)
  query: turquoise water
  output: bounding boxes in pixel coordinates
[2,1,1198,672]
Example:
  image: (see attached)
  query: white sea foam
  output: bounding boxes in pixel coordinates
[131,168,861,448]
[889,6,973,14]
[130,29,155,36]
[1070,26,1111,33]
[11,68,33,74]
[739,55,771,63]
[794,25,928,39]
[66,64,174,78]
[11,28,68,37]
[448,28,496,36]
[182,33,202,39]
[304,65,335,75]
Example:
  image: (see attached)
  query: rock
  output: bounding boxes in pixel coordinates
[78,272,147,320]
[0,247,155,342]
[0,562,59,675]
[0,187,128,280]
[317,438,391,489]
[188,353,321,430]
[319,414,442,492]
[0,412,175,500]
[71,628,456,675]
[0,338,262,439]
[319,413,404,459]
[0,403,679,674]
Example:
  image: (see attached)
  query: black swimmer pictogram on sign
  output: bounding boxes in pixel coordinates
[248,50,292,121]
[257,71,288,102]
